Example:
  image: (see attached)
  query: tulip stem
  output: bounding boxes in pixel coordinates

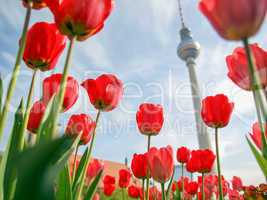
[0,3,32,141]
[161,183,166,200]
[201,173,205,200]
[243,38,267,155]
[75,110,101,200]
[215,128,224,200]
[19,69,37,150]
[146,135,151,200]
[142,179,145,199]
[51,37,75,137]
[122,188,126,200]
[72,145,79,182]
[181,164,184,200]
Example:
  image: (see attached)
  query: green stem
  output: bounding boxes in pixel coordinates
[142,179,145,199]
[19,69,37,150]
[181,164,184,200]
[122,188,126,200]
[161,183,165,200]
[145,135,151,200]
[0,4,32,140]
[50,37,75,137]
[72,145,79,183]
[75,110,101,199]
[215,128,223,200]
[201,173,205,200]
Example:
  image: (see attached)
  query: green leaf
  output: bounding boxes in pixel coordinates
[72,147,89,198]
[246,136,267,176]
[166,169,175,199]
[1,99,24,200]
[56,165,72,200]
[36,95,58,143]
[12,136,77,200]
[84,169,103,200]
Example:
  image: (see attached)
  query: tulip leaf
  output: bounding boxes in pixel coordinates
[72,147,89,199]
[1,99,24,200]
[84,169,103,200]
[12,136,77,200]
[36,94,58,143]
[246,136,267,176]
[56,165,73,200]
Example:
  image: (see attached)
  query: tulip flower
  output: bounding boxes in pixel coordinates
[136,103,164,136]
[103,183,115,197]
[185,181,199,196]
[103,175,116,197]
[118,169,131,188]
[177,146,190,164]
[231,176,243,192]
[23,22,66,72]
[226,44,267,91]
[23,0,47,9]
[228,189,242,200]
[27,100,46,134]
[86,159,104,181]
[147,145,174,200]
[149,186,162,200]
[177,176,189,192]
[201,94,234,129]
[45,0,114,41]
[128,185,141,199]
[147,146,174,183]
[249,122,267,150]
[201,94,234,200]
[199,0,267,41]
[131,153,149,180]
[189,150,215,174]
[42,73,79,112]
[65,114,96,145]
[81,74,123,112]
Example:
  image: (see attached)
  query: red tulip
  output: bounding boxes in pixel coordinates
[149,186,162,200]
[249,122,267,150]
[103,175,115,185]
[87,159,104,180]
[131,153,149,179]
[172,181,178,193]
[201,94,234,128]
[81,74,123,112]
[186,157,199,173]
[128,185,141,199]
[177,146,191,164]
[177,176,189,191]
[103,175,116,196]
[190,149,216,174]
[226,44,267,91]
[65,114,96,145]
[199,0,267,40]
[185,181,199,196]
[231,176,243,191]
[136,103,164,136]
[23,22,66,71]
[27,100,46,133]
[45,0,114,41]
[103,183,115,196]
[228,189,242,200]
[23,0,47,9]
[118,169,131,188]
[146,145,174,183]
[42,73,79,112]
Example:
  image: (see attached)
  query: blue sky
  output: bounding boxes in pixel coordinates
[0,0,267,185]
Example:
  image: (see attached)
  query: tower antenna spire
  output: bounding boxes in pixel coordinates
[177,0,185,28]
